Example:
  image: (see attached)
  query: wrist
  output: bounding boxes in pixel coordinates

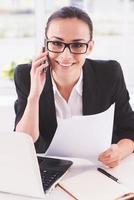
[27,95,40,104]
[117,139,134,159]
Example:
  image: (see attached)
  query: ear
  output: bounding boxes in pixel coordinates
[86,40,94,56]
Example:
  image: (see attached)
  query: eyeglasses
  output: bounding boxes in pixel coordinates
[45,40,90,54]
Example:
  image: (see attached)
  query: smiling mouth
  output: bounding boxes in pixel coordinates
[56,61,74,67]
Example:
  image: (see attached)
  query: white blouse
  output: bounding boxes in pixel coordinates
[51,72,83,119]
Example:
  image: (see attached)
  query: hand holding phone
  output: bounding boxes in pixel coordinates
[30,46,49,98]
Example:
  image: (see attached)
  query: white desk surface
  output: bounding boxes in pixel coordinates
[0,157,93,200]
[0,154,134,200]
[0,187,73,200]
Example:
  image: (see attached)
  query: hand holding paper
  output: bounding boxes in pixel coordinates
[99,144,121,167]
[46,104,115,163]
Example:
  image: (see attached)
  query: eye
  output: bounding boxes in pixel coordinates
[51,41,63,47]
[71,43,85,48]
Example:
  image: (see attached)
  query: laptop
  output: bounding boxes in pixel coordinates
[37,156,73,193]
[0,133,73,199]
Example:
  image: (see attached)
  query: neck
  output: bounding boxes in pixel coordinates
[52,69,81,101]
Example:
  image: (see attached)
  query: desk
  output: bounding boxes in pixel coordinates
[0,157,89,200]
[48,154,134,200]
[0,157,92,200]
[0,154,134,200]
[0,187,74,200]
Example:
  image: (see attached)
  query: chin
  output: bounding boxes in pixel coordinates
[55,63,74,71]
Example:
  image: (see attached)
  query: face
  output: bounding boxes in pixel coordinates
[46,18,94,75]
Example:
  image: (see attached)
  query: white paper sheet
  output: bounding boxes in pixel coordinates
[45,104,115,162]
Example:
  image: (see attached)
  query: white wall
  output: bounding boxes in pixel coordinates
[0,81,16,133]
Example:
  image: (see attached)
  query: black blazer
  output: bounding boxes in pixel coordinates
[14,59,134,153]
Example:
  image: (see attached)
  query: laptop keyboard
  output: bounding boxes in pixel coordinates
[41,170,64,192]
[37,156,73,193]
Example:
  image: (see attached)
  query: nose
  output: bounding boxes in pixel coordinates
[60,46,73,59]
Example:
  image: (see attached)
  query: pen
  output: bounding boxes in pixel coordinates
[97,167,121,183]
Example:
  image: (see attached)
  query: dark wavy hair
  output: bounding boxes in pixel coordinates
[45,6,93,40]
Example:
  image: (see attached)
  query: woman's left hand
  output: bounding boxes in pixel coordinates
[98,139,134,168]
[98,144,122,168]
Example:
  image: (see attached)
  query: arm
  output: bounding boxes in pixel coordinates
[15,51,49,142]
[98,61,134,168]
[15,96,40,142]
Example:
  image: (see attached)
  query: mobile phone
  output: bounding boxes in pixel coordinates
[42,46,49,72]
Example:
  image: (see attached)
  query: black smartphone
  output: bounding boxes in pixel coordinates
[42,46,50,72]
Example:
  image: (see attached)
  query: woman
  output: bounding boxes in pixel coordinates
[14,6,134,168]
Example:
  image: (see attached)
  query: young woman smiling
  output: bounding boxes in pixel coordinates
[14,6,134,168]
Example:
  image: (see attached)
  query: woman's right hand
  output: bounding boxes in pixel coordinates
[29,51,49,100]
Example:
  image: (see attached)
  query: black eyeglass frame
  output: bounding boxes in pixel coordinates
[44,39,91,54]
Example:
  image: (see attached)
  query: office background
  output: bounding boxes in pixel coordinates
[0,0,134,133]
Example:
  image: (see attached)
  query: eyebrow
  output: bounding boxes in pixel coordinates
[50,36,86,42]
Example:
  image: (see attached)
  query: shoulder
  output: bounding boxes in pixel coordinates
[86,58,122,74]
[14,63,31,76]
[85,58,123,83]
[14,63,31,83]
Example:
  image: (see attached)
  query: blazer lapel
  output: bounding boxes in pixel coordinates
[39,67,57,143]
[82,59,100,115]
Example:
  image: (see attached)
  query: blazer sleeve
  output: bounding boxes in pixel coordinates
[14,64,56,153]
[111,61,134,142]
[14,64,31,129]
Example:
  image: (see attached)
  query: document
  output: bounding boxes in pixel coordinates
[0,132,45,199]
[46,104,115,162]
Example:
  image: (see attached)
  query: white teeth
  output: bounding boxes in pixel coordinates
[56,61,73,67]
[59,63,72,67]
[62,65,71,67]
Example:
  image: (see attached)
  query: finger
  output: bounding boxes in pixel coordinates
[35,64,48,75]
[99,152,117,163]
[99,150,112,160]
[99,154,111,162]
[105,160,120,168]
[32,56,49,69]
[34,51,48,62]
[100,152,121,165]
[100,144,118,158]
[99,150,120,163]
[100,155,118,164]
